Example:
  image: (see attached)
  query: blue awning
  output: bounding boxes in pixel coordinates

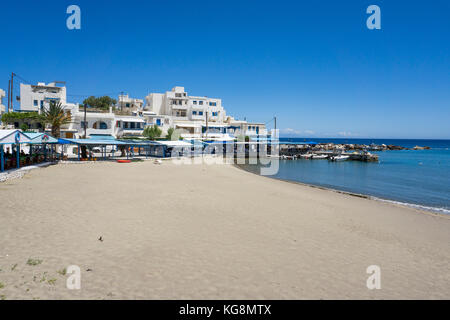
[89,134,116,141]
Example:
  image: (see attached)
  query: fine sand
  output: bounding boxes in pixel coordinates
[0,160,449,300]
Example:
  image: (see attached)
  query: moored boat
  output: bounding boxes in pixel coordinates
[312,154,328,159]
[330,155,350,161]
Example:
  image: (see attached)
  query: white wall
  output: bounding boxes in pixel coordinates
[19,83,67,112]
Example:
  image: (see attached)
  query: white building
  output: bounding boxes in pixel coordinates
[60,104,145,139]
[18,82,67,113]
[118,94,144,112]
[144,86,266,140]
[0,89,5,118]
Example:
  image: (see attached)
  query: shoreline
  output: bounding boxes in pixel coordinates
[235,164,450,218]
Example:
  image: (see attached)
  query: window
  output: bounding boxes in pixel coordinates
[156,119,161,126]
[116,121,121,128]
[192,111,197,115]
[212,112,218,117]
[81,121,87,128]
[193,101,197,105]
[199,111,203,116]
[40,101,44,108]
[33,100,38,106]
[209,102,217,106]
[99,122,108,130]
[199,101,203,105]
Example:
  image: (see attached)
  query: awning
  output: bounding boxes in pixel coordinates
[155,140,193,147]
[25,132,59,144]
[116,117,145,123]
[89,134,116,141]
[58,138,128,146]
[0,130,32,145]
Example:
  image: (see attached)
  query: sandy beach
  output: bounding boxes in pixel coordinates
[0,160,449,300]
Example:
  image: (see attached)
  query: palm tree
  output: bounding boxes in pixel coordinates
[42,101,72,138]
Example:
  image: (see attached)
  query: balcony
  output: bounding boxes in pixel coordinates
[86,128,114,136]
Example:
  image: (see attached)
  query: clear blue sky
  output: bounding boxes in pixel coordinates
[1,0,449,139]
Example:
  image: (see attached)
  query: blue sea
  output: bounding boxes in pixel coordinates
[242,138,450,214]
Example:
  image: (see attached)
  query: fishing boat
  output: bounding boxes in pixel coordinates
[312,154,328,159]
[330,155,350,161]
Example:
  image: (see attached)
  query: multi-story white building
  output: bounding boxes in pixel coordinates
[59,104,145,139]
[18,82,67,113]
[144,86,266,140]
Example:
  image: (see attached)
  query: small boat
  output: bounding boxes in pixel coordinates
[300,153,313,159]
[312,154,328,159]
[330,155,350,161]
[117,160,131,163]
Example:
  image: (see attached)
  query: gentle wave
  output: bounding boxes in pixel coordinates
[370,197,450,215]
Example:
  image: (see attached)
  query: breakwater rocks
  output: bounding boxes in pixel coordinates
[278,142,431,162]
[280,143,431,152]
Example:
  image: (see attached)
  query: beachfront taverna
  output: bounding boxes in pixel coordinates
[10,82,267,141]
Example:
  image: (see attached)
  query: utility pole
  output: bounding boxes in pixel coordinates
[274,116,277,131]
[83,103,87,138]
[205,111,209,140]
[7,80,10,112]
[10,73,15,112]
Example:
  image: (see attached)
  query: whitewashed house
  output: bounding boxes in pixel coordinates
[18,82,67,113]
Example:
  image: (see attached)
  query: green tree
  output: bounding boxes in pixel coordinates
[82,96,117,110]
[20,123,29,132]
[42,101,72,138]
[143,125,162,140]
[1,112,44,128]
[165,127,175,140]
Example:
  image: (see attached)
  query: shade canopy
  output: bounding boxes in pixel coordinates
[25,132,59,144]
[0,130,32,145]
[58,138,128,146]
